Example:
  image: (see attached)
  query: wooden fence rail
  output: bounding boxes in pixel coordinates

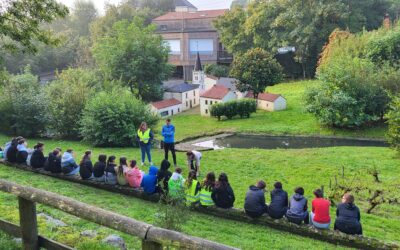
[0,179,238,250]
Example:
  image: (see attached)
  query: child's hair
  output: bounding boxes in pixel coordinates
[18,139,26,145]
[160,159,170,171]
[186,151,193,157]
[35,142,44,149]
[130,160,137,168]
[53,149,60,156]
[98,154,107,163]
[274,181,282,189]
[107,155,116,166]
[66,149,73,153]
[215,173,229,188]
[185,170,197,187]
[80,150,91,165]
[118,157,127,177]
[294,187,305,196]
[203,172,216,192]
[256,180,266,189]
[343,193,355,204]
[175,167,182,174]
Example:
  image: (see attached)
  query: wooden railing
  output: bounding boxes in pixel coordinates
[0,179,238,250]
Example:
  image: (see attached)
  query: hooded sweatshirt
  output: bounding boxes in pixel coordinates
[61,152,79,174]
[126,166,144,188]
[212,182,235,209]
[244,185,267,214]
[286,193,308,219]
[162,124,175,143]
[157,160,172,190]
[269,188,289,216]
[334,202,362,234]
[30,149,46,168]
[141,166,159,194]
[47,152,62,173]
[16,144,28,164]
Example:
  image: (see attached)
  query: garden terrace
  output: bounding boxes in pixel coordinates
[0,160,397,250]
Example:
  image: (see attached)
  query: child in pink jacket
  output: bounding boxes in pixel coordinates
[126,160,144,188]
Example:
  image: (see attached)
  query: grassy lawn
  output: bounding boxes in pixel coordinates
[0,134,399,249]
[159,81,388,141]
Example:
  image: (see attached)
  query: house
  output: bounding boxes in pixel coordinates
[200,85,237,116]
[150,98,182,117]
[152,1,232,81]
[203,75,248,98]
[246,92,287,112]
[163,83,200,111]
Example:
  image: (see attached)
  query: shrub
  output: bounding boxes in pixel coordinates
[204,64,230,78]
[387,96,400,152]
[366,27,400,68]
[0,67,48,136]
[210,98,257,120]
[45,68,96,138]
[80,89,159,147]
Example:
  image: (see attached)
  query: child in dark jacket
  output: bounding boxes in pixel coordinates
[6,137,23,163]
[244,180,268,218]
[141,166,159,194]
[79,151,93,180]
[286,187,309,225]
[93,154,107,182]
[268,182,289,219]
[334,193,362,235]
[105,156,117,185]
[212,173,235,209]
[46,148,62,173]
[30,143,46,169]
[157,159,172,193]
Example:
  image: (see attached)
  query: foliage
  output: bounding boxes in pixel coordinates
[366,25,400,68]
[204,64,230,78]
[45,68,96,138]
[230,48,283,99]
[92,19,171,102]
[155,194,189,231]
[0,0,68,55]
[0,67,48,136]
[80,89,159,147]
[210,99,257,120]
[0,231,21,250]
[387,96,400,152]
[215,0,399,77]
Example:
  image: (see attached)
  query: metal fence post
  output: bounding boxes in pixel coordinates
[18,197,39,250]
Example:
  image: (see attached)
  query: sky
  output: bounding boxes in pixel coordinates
[57,0,233,14]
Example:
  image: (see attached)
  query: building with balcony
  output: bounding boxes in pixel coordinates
[152,1,232,81]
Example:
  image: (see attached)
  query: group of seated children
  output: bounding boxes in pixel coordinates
[1,138,361,236]
[244,181,362,235]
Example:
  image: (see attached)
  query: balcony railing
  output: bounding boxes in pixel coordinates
[217,50,233,63]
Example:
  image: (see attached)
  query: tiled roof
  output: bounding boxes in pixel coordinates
[153,9,228,21]
[200,85,230,100]
[151,98,181,109]
[175,0,196,8]
[246,92,283,102]
[165,83,199,93]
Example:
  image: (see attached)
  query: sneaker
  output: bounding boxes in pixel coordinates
[150,162,153,166]
[141,162,145,166]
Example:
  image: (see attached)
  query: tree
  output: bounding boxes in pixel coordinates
[0,0,68,55]
[204,64,230,78]
[92,19,171,102]
[230,48,283,99]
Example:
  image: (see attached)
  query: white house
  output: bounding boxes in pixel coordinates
[200,85,237,116]
[204,75,248,98]
[163,83,200,111]
[150,98,182,117]
[246,92,287,111]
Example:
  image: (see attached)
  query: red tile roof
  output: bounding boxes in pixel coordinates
[151,98,181,109]
[246,92,283,102]
[200,85,230,100]
[153,9,228,21]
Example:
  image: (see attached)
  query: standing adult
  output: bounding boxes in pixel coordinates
[187,150,202,177]
[162,118,177,167]
[136,122,154,166]
[334,193,362,235]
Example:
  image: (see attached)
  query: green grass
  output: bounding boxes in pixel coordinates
[0,133,399,249]
[159,81,387,141]
[0,231,21,250]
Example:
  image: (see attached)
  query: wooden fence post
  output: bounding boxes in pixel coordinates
[142,239,163,250]
[18,197,39,250]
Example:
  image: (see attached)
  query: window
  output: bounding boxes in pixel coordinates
[160,111,169,117]
[193,90,196,96]
[189,39,213,55]
[195,76,198,81]
[160,25,167,31]
[210,101,213,105]
[186,101,188,107]
[186,93,188,98]
[205,109,208,114]
[171,110,174,115]
[164,39,180,55]
[205,100,208,105]
[194,99,196,104]
[178,108,180,112]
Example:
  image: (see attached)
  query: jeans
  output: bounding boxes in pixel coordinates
[164,142,176,165]
[310,212,330,229]
[105,173,117,185]
[64,166,80,176]
[140,143,152,164]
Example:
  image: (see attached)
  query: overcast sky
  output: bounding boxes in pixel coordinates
[57,0,233,14]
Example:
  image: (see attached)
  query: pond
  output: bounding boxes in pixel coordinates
[192,134,388,150]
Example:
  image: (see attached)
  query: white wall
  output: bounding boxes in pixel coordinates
[274,96,287,111]
[200,91,237,116]
[151,104,183,117]
[164,89,200,111]
[257,96,286,111]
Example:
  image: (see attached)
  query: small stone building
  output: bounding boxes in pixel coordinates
[246,92,287,111]
[163,83,200,111]
[200,85,237,116]
[150,98,182,117]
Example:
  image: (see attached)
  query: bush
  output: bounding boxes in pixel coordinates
[80,89,159,147]
[210,98,256,120]
[387,96,400,152]
[45,68,96,138]
[366,26,400,68]
[0,67,48,136]
[204,64,230,78]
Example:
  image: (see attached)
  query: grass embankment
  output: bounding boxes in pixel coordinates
[160,81,387,141]
[0,135,399,249]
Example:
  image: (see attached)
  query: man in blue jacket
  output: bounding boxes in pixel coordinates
[162,118,177,167]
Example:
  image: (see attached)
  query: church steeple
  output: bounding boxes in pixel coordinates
[194,52,202,71]
[192,52,205,92]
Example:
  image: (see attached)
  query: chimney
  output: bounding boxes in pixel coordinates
[383,13,390,29]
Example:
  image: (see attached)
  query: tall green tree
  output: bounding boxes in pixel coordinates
[92,19,171,102]
[0,0,68,55]
[230,48,283,99]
